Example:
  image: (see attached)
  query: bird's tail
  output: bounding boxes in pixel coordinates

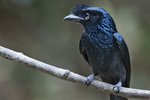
[110,94,127,100]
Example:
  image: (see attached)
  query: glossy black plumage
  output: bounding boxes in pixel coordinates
[64,4,130,100]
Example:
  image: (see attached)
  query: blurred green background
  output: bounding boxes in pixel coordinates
[0,0,150,100]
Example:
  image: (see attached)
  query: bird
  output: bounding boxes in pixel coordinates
[64,4,130,100]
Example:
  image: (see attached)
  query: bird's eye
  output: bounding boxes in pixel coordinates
[85,13,90,20]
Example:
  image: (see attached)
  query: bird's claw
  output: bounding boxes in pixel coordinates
[85,74,94,86]
[113,85,121,93]
[113,81,122,93]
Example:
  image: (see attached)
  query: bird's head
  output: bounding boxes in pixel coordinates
[64,4,117,33]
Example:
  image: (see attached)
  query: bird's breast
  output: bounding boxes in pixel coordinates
[82,32,114,50]
[81,33,115,70]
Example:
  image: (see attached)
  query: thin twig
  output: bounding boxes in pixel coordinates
[0,46,150,99]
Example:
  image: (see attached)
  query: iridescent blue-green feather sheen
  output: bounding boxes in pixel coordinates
[80,7,128,100]
[69,4,130,100]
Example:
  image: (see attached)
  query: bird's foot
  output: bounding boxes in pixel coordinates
[85,74,94,86]
[113,81,122,93]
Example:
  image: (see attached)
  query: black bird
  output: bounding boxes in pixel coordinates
[64,4,130,100]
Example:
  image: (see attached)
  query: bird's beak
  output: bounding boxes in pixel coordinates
[64,14,84,21]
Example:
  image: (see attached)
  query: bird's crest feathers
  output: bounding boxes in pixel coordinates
[71,4,107,16]
[70,4,89,15]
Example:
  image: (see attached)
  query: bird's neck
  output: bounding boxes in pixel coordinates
[100,15,117,34]
[84,16,117,35]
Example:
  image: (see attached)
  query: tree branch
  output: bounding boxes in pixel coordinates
[0,46,150,99]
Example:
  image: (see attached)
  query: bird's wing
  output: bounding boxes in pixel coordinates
[79,38,89,64]
[113,32,130,87]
